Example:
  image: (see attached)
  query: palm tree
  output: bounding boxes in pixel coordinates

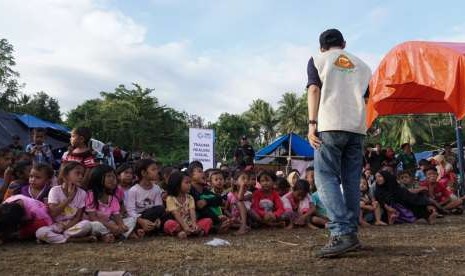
[243,99,278,145]
[277,92,308,136]
[372,115,432,149]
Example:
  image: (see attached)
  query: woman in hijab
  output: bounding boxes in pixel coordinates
[374,170,438,224]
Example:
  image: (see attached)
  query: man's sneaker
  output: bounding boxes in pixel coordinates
[314,234,361,258]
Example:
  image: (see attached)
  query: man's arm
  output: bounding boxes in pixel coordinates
[307,84,321,149]
[306,57,322,149]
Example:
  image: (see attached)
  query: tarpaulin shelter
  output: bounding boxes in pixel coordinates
[255,133,314,161]
[367,41,465,194]
[0,110,70,149]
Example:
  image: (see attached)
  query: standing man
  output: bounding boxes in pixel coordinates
[306,29,372,258]
[233,135,255,171]
[398,143,417,174]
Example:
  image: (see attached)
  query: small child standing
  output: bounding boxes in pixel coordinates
[225,171,250,234]
[281,179,316,229]
[25,128,53,165]
[250,171,285,226]
[26,127,53,165]
[36,162,93,243]
[86,165,138,242]
[3,160,32,200]
[61,127,97,187]
[164,171,213,238]
[125,159,165,235]
[20,163,54,203]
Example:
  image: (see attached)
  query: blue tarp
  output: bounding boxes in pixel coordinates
[414,151,434,163]
[255,133,314,160]
[16,114,70,132]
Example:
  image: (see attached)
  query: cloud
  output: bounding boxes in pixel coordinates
[0,0,318,123]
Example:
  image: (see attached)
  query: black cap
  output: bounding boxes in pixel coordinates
[319,29,344,49]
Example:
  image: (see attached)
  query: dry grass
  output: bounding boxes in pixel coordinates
[2,216,465,275]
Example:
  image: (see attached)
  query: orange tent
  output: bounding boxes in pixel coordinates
[366,41,465,127]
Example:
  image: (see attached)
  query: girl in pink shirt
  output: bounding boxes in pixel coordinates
[225,170,250,234]
[0,195,52,243]
[36,162,93,244]
[281,179,316,229]
[86,165,140,242]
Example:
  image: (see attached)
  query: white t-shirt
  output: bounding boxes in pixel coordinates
[125,183,163,218]
[310,49,372,134]
[48,185,87,223]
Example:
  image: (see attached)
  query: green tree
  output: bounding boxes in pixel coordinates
[243,99,278,146]
[16,91,62,122]
[66,84,189,164]
[212,113,251,162]
[0,38,22,111]
[277,92,308,136]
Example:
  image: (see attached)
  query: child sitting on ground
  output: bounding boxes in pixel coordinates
[250,171,285,227]
[20,163,54,203]
[359,176,387,226]
[25,127,53,165]
[0,147,14,199]
[36,162,93,243]
[420,167,463,213]
[0,195,53,243]
[275,177,291,197]
[225,170,250,234]
[86,165,139,242]
[310,188,329,228]
[398,170,426,194]
[3,160,32,200]
[415,159,429,182]
[281,179,316,229]
[115,163,134,203]
[189,162,230,233]
[164,171,213,238]
[125,159,165,236]
[305,167,317,193]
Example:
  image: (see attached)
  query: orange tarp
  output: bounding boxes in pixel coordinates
[366,41,465,127]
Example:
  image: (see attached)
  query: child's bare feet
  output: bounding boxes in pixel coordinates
[129,229,145,240]
[307,223,319,230]
[360,220,371,227]
[102,233,115,243]
[235,225,250,235]
[427,207,437,225]
[375,220,388,226]
[177,231,187,239]
[388,213,398,225]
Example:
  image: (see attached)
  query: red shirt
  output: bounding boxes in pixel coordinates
[420,180,452,203]
[251,189,284,218]
[61,149,97,169]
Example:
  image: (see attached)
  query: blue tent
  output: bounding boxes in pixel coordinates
[16,114,70,132]
[255,133,314,160]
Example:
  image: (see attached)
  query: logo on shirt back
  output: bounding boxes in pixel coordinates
[334,54,355,69]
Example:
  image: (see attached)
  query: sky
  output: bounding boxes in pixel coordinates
[1,0,465,122]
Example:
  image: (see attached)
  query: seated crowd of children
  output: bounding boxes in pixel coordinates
[0,127,464,245]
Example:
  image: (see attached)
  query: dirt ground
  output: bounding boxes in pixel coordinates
[2,216,465,275]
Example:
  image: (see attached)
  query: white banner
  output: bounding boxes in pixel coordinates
[189,128,215,169]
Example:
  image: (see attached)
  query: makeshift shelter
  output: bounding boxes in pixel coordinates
[255,133,314,174]
[367,41,465,194]
[0,110,70,149]
[255,133,314,160]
